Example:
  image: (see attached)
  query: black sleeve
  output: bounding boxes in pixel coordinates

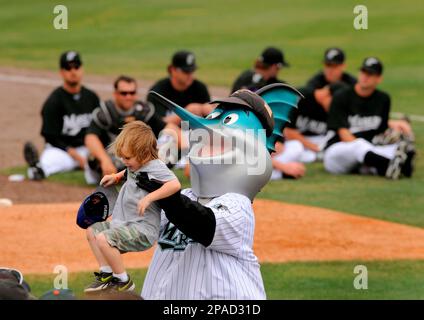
[136,173,216,247]
[40,93,70,150]
[196,81,211,103]
[378,94,391,133]
[327,90,349,131]
[40,93,63,138]
[146,113,166,137]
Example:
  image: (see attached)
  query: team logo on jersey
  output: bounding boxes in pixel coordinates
[62,113,92,136]
[296,116,327,135]
[348,115,382,134]
[158,221,194,251]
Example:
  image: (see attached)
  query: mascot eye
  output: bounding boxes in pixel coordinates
[223,113,239,125]
[205,111,222,120]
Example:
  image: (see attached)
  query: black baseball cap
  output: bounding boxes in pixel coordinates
[258,47,289,67]
[171,50,197,72]
[210,89,274,137]
[360,57,383,75]
[323,47,345,65]
[60,50,82,69]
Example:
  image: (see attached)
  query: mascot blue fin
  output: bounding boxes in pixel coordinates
[256,83,304,153]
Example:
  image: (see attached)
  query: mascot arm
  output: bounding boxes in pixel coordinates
[136,173,216,247]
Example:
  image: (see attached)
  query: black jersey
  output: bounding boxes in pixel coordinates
[326,86,390,147]
[306,71,357,90]
[41,86,100,150]
[147,78,210,117]
[287,87,328,136]
[87,100,166,147]
[231,69,286,93]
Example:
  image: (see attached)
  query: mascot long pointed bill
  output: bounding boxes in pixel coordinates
[150,83,303,200]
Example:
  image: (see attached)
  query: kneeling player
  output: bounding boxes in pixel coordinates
[324,57,415,179]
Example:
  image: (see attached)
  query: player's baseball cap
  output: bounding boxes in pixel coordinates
[60,50,82,69]
[323,47,345,65]
[258,47,289,67]
[210,89,275,137]
[76,186,117,229]
[171,50,197,72]
[360,57,383,75]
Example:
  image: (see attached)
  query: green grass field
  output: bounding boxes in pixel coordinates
[25,260,424,300]
[1,0,423,299]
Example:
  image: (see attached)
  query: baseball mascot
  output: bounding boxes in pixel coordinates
[138,83,302,299]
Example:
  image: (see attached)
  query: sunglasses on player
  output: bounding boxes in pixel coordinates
[118,91,137,96]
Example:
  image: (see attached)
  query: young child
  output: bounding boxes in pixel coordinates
[84,121,181,293]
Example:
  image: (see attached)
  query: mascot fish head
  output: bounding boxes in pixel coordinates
[150,83,303,201]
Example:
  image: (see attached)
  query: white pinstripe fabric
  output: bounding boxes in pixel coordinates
[141,189,266,300]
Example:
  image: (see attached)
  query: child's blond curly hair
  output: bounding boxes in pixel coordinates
[111,121,158,165]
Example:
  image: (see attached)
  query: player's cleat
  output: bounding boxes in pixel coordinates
[26,166,45,181]
[400,137,416,178]
[107,276,135,292]
[401,150,416,178]
[385,140,408,180]
[84,272,113,293]
[24,141,40,167]
[23,142,45,181]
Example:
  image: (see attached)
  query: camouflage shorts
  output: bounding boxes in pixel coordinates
[91,221,153,253]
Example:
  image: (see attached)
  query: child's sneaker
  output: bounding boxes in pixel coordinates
[108,275,135,292]
[84,272,113,293]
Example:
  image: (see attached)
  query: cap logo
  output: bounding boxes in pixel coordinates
[66,51,77,61]
[186,54,195,66]
[327,49,339,60]
[365,57,378,66]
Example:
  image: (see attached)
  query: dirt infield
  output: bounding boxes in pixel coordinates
[1,199,424,275]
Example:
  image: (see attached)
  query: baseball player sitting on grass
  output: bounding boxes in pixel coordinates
[137,84,302,299]
[24,51,100,182]
[281,82,348,164]
[324,57,415,179]
[82,121,181,293]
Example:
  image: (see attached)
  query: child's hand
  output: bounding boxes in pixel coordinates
[100,174,117,187]
[138,195,153,216]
